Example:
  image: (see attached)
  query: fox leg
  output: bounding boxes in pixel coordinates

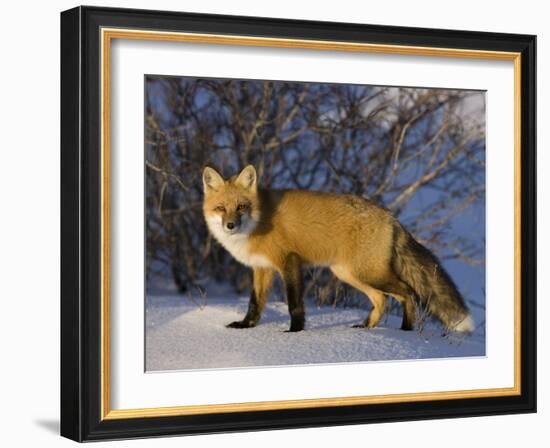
[331,265,387,329]
[360,283,416,330]
[282,253,305,332]
[227,267,274,329]
[377,274,418,331]
[392,294,417,331]
[355,285,388,329]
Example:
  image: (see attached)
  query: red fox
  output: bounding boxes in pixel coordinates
[202,165,474,333]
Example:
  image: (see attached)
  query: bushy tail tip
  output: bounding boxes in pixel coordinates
[452,314,475,333]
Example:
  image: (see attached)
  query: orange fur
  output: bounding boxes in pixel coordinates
[202,165,473,333]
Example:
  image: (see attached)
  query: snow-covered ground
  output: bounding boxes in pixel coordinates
[145,286,485,372]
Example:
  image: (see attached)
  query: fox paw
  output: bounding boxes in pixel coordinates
[284,327,303,333]
[226,320,254,329]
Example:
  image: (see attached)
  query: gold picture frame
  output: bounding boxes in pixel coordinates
[61,5,536,441]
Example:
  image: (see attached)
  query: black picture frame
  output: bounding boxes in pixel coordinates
[61,5,536,442]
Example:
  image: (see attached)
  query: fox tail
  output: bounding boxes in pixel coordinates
[392,223,475,333]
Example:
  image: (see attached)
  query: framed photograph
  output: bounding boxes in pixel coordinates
[60,6,536,442]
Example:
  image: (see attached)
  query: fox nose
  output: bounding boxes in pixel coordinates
[226,222,235,230]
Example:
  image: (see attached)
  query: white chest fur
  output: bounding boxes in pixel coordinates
[206,217,273,268]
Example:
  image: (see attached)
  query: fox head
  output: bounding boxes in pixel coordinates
[202,165,260,236]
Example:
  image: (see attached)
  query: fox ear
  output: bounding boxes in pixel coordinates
[235,165,257,191]
[203,166,224,192]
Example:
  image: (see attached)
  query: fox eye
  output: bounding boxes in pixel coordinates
[237,203,248,212]
[214,205,226,213]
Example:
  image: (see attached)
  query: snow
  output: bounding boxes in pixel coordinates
[145,287,485,372]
